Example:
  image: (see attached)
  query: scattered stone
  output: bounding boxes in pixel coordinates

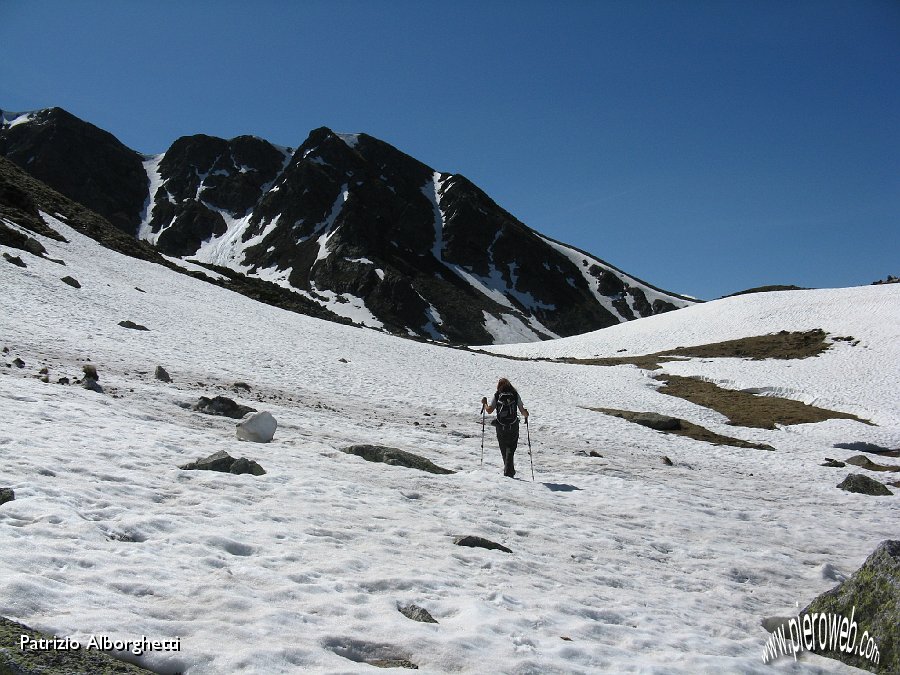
[338,358,349,363]
[57,377,69,385]
[398,604,438,624]
[60,275,81,288]
[837,473,893,496]
[661,455,674,466]
[236,411,277,443]
[118,320,149,331]
[589,450,603,458]
[632,412,681,431]
[1,347,7,353]
[845,455,900,473]
[561,636,573,641]
[39,366,48,375]
[135,286,145,292]
[232,381,251,392]
[179,450,266,475]
[154,365,171,382]
[341,445,455,475]
[798,540,899,673]
[0,488,14,506]
[3,252,26,267]
[12,358,25,368]
[453,535,512,553]
[192,395,257,419]
[822,458,846,468]
[82,364,99,380]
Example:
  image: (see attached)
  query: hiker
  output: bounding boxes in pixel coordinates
[481,378,528,478]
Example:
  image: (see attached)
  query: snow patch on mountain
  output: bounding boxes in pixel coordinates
[137,154,166,243]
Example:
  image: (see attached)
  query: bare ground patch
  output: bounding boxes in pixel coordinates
[558,329,841,370]
[590,407,774,450]
[654,375,872,430]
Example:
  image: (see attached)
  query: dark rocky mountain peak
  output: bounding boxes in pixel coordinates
[1,107,697,344]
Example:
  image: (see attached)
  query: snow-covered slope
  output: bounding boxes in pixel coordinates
[1,215,897,673]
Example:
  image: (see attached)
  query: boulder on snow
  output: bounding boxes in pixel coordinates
[398,604,438,624]
[60,275,80,288]
[837,473,893,496]
[179,450,265,475]
[236,411,277,443]
[822,458,846,468]
[340,444,454,474]
[3,252,26,267]
[631,412,681,431]
[0,488,14,506]
[453,535,512,553]
[118,320,149,331]
[154,365,171,382]
[845,455,900,473]
[192,395,256,419]
[798,540,899,673]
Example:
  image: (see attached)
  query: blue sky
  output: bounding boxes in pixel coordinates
[1,1,897,299]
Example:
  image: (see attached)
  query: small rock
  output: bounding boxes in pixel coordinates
[338,358,349,363]
[233,381,251,392]
[837,473,893,496]
[60,275,81,288]
[1,347,7,353]
[845,455,900,472]
[3,252,26,267]
[180,450,236,472]
[398,604,438,624]
[633,412,681,431]
[589,450,603,458]
[39,366,48,375]
[192,395,257,419]
[82,364,98,380]
[341,445,454,475]
[236,411,277,443]
[453,535,512,553]
[135,287,145,293]
[154,365,171,382]
[661,455,674,466]
[13,358,25,368]
[0,488,14,506]
[118,320,149,331]
[57,377,70,385]
[822,458,846,468]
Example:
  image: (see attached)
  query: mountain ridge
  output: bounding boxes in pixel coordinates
[1,106,696,344]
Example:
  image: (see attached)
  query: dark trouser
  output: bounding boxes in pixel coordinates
[495,421,519,477]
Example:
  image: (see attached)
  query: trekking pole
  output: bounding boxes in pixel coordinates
[526,416,534,481]
[480,404,485,467]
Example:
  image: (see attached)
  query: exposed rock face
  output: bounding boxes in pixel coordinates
[799,540,899,674]
[235,411,277,443]
[192,395,256,419]
[837,473,894,496]
[2,107,696,344]
[341,444,454,474]
[0,108,147,234]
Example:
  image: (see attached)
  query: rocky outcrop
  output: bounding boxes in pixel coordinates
[837,473,893,496]
[154,365,171,382]
[799,540,899,673]
[235,411,277,443]
[398,604,438,624]
[340,445,454,474]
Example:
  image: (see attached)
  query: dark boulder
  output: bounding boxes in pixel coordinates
[631,412,681,431]
[118,320,149,331]
[154,365,171,382]
[845,455,899,473]
[60,275,80,288]
[179,450,266,476]
[453,535,512,553]
[837,473,893,496]
[340,444,454,474]
[0,488,13,506]
[192,396,256,419]
[822,458,846,468]
[3,252,26,267]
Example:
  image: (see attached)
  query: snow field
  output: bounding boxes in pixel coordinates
[1,217,897,673]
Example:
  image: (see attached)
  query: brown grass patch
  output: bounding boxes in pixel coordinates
[559,329,835,370]
[591,407,774,450]
[654,375,872,430]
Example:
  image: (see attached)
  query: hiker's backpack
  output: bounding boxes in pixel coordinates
[496,390,518,425]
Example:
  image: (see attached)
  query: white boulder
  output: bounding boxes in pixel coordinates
[236,411,277,443]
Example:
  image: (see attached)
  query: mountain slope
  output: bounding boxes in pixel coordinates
[2,107,695,344]
[0,206,896,673]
